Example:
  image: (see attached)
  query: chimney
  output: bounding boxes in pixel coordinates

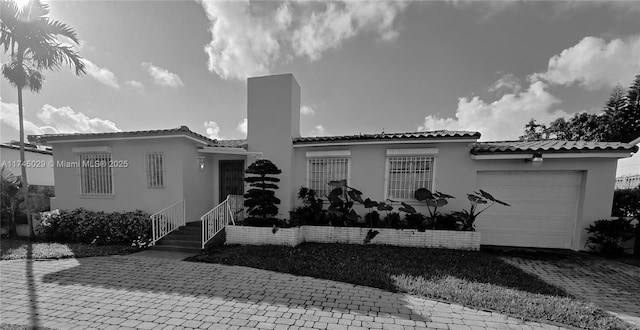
[246,74,301,218]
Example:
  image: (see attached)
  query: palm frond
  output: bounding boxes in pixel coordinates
[44,19,80,44]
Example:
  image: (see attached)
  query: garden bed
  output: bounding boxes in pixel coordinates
[225,225,480,250]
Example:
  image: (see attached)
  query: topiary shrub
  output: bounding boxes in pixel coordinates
[585,218,635,256]
[37,208,151,246]
[243,159,282,224]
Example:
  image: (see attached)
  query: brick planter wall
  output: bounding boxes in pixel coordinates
[225,226,302,246]
[226,225,481,251]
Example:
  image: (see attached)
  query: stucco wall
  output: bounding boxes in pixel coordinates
[291,141,619,251]
[291,142,476,216]
[49,137,187,215]
[0,147,54,186]
[246,74,300,219]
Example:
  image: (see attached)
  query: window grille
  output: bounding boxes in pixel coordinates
[307,157,349,197]
[386,156,434,200]
[80,153,113,195]
[146,152,165,188]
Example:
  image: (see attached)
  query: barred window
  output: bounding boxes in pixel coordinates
[307,157,349,197]
[146,152,165,188]
[386,156,434,200]
[80,153,113,195]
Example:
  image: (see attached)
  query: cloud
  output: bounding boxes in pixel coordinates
[418,81,570,141]
[236,118,248,136]
[37,104,120,133]
[0,100,47,136]
[309,125,326,137]
[532,35,640,90]
[125,80,144,91]
[83,59,119,88]
[204,121,223,139]
[300,105,315,115]
[489,73,522,94]
[1,99,120,140]
[199,1,408,80]
[142,62,184,87]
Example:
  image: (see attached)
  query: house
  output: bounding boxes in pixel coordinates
[615,137,640,189]
[0,141,54,187]
[30,73,638,251]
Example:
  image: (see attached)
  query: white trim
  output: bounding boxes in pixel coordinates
[305,150,351,157]
[72,146,112,153]
[46,134,210,145]
[386,148,438,156]
[198,147,258,155]
[471,152,633,160]
[293,139,477,147]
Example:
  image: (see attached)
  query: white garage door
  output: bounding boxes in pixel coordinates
[475,171,581,249]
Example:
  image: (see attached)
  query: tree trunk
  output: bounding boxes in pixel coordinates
[17,87,33,239]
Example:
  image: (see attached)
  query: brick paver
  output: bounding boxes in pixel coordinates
[0,256,568,329]
[504,254,640,328]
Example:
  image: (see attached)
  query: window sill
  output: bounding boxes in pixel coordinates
[79,194,115,199]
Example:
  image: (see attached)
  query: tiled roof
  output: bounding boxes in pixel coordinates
[471,140,638,154]
[29,126,217,145]
[215,139,247,148]
[293,130,480,144]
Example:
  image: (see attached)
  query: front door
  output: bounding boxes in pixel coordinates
[219,160,244,203]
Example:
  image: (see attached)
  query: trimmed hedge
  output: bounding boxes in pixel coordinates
[37,208,151,246]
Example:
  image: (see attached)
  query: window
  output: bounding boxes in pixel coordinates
[146,152,165,188]
[386,155,434,200]
[307,157,350,197]
[80,153,113,195]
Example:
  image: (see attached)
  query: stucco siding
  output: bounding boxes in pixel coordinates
[50,138,186,215]
[181,143,215,222]
[291,142,476,217]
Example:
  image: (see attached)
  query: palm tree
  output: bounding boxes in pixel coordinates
[1,0,85,237]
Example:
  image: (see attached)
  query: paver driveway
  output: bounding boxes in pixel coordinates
[0,256,568,330]
[503,254,640,329]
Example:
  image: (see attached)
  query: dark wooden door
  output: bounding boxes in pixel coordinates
[219,160,244,203]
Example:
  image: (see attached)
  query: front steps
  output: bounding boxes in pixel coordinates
[151,221,202,253]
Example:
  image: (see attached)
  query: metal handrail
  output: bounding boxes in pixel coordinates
[201,195,243,248]
[150,199,186,245]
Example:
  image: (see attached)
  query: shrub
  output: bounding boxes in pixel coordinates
[364,211,380,228]
[435,213,462,230]
[414,189,454,223]
[325,180,363,226]
[243,159,282,223]
[585,218,635,256]
[612,187,640,219]
[292,187,326,225]
[405,213,427,229]
[384,212,402,229]
[37,208,151,246]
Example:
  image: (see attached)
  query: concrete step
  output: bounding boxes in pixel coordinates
[155,239,200,248]
[163,233,201,241]
[149,245,201,254]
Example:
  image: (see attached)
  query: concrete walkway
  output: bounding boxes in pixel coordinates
[0,256,568,330]
[503,254,640,329]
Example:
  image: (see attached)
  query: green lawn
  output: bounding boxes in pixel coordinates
[188,243,631,330]
[0,239,138,260]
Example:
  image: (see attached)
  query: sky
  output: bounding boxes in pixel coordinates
[1,0,639,172]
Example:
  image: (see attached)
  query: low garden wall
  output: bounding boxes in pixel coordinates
[225,225,481,250]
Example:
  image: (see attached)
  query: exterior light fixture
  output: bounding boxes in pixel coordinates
[531,153,543,167]
[198,157,205,170]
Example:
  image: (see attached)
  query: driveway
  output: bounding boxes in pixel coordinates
[503,253,640,328]
[0,255,568,330]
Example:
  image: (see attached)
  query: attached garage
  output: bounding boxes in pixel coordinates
[475,171,581,249]
[470,140,637,250]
